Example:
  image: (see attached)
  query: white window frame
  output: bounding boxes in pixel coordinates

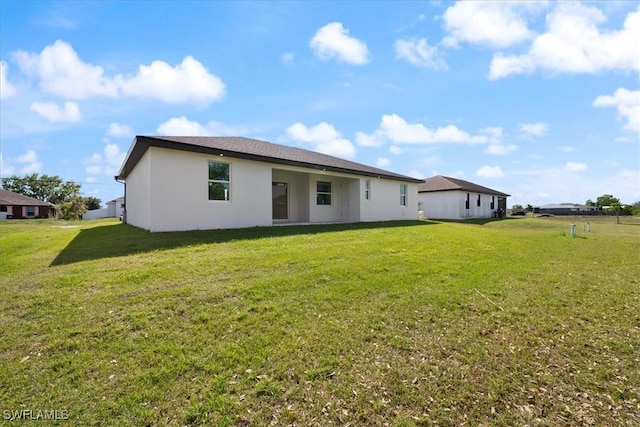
[208,160,230,201]
[400,184,407,206]
[316,181,332,205]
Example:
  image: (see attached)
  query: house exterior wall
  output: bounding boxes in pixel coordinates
[131,147,272,232]
[418,190,502,219]
[125,146,419,231]
[360,179,418,222]
[125,149,152,230]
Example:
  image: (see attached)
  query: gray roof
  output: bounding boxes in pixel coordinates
[116,136,422,183]
[418,175,510,197]
[0,189,53,206]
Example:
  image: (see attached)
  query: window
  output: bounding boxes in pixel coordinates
[465,193,470,209]
[365,179,371,200]
[0,206,6,212]
[477,194,481,207]
[400,184,407,206]
[317,181,332,205]
[491,196,495,210]
[26,206,35,216]
[208,161,230,201]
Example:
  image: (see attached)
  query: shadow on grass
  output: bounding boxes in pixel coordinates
[51,220,437,266]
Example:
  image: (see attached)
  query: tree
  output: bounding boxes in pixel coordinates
[595,194,620,209]
[526,204,533,213]
[84,196,102,210]
[1,174,81,205]
[585,199,596,207]
[632,201,640,216]
[609,200,622,224]
[59,197,87,221]
[511,204,524,212]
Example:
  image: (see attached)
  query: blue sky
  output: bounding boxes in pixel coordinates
[1,1,638,206]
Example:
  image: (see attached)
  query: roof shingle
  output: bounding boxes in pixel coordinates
[0,189,53,206]
[418,175,509,197]
[117,136,422,183]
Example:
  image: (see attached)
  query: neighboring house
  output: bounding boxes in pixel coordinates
[83,196,125,220]
[115,136,422,232]
[107,196,125,219]
[0,189,57,219]
[533,203,598,215]
[417,175,509,220]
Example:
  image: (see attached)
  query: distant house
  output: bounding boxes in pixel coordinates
[83,196,125,220]
[417,175,509,220]
[107,196,125,219]
[533,203,598,215]
[0,189,57,219]
[116,136,422,232]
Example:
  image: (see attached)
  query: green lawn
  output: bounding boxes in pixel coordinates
[1,216,638,426]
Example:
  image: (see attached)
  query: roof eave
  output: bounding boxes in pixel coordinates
[118,136,422,183]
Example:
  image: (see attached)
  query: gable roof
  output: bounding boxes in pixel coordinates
[0,189,54,206]
[418,175,510,197]
[116,136,422,183]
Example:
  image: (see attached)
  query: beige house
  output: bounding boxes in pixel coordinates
[116,136,421,232]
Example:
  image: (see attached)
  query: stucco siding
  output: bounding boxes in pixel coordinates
[143,147,272,232]
[361,179,418,222]
[124,146,420,231]
[125,149,152,230]
[418,190,499,219]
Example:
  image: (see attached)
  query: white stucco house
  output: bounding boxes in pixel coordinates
[417,175,509,220]
[83,196,125,220]
[115,136,421,232]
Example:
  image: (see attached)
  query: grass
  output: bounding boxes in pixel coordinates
[1,216,639,426]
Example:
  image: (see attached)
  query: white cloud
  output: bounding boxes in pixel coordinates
[476,165,505,178]
[156,116,247,136]
[379,114,488,145]
[408,169,424,179]
[85,143,126,177]
[107,122,133,138]
[1,150,42,176]
[355,130,385,147]
[310,22,369,65]
[559,146,576,152]
[12,40,225,104]
[157,116,209,136]
[395,38,446,70]
[593,87,640,132]
[489,4,640,79]
[13,40,118,99]
[118,56,225,104]
[389,145,403,155]
[519,122,548,137]
[0,61,17,99]
[486,143,517,155]
[286,122,356,158]
[441,1,540,48]
[376,157,390,167]
[565,162,588,172]
[31,101,81,123]
[281,52,295,64]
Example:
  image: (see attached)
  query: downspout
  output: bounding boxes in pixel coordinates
[114,176,126,224]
